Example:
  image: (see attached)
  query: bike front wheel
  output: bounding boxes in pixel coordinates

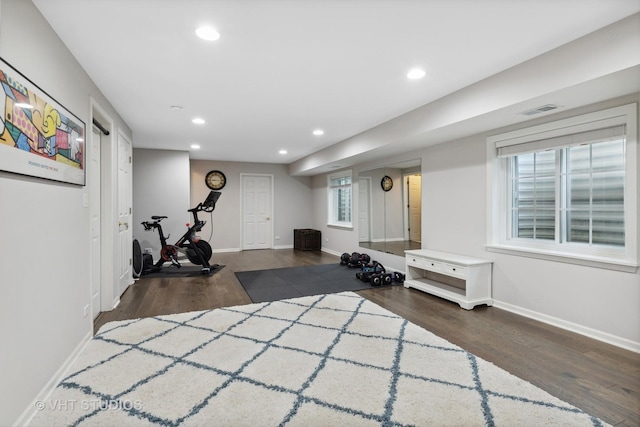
[132,239,143,278]
[186,240,212,265]
[161,245,179,262]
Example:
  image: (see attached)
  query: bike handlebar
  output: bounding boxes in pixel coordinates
[141,221,159,231]
[201,191,221,212]
[143,191,220,229]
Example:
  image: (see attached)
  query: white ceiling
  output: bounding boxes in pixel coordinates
[33,0,640,169]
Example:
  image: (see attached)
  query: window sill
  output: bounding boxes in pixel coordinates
[327,223,353,231]
[485,243,638,273]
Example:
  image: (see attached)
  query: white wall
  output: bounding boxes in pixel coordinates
[132,153,315,256]
[314,96,640,350]
[0,3,636,424]
[132,149,191,261]
[0,0,132,424]
[355,167,409,242]
[383,167,407,241]
[190,160,313,251]
[358,168,386,242]
[311,170,415,272]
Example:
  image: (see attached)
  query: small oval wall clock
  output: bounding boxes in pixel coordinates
[381,175,393,191]
[205,170,226,190]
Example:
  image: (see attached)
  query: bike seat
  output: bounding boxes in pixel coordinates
[151,215,167,220]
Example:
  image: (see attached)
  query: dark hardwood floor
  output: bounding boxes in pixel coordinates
[94,249,639,426]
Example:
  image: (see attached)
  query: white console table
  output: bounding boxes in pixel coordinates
[404,249,493,310]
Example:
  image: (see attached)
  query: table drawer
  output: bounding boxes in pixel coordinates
[443,263,466,279]
[408,256,443,273]
[404,250,492,310]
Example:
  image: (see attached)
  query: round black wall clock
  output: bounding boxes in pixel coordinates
[205,170,226,190]
[381,175,393,191]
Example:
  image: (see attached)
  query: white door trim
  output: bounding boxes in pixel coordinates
[89,125,102,320]
[240,173,274,250]
[117,129,133,296]
[403,174,409,241]
[90,98,117,314]
[358,177,372,242]
[90,97,132,315]
[404,172,422,243]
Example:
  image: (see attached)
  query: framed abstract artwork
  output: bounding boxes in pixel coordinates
[0,57,86,185]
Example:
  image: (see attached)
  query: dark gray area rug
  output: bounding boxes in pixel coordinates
[235,263,393,302]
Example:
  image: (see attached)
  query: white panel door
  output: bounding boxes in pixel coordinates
[358,178,370,242]
[408,174,422,243]
[89,127,101,319]
[242,175,272,250]
[117,132,133,294]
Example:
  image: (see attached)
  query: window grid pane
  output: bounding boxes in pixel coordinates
[562,139,625,246]
[335,187,351,222]
[329,174,352,225]
[511,152,556,240]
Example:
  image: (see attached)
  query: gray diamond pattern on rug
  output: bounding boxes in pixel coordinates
[29,292,607,426]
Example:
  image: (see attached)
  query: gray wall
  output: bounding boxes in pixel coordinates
[132,149,191,261]
[420,97,640,349]
[313,95,640,349]
[132,154,314,254]
[1,2,637,424]
[358,168,386,242]
[382,168,406,241]
[0,0,132,424]
[190,159,313,251]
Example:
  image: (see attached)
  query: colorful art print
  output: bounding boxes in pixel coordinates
[0,57,85,185]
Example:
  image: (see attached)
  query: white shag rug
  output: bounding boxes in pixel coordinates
[29,292,607,426]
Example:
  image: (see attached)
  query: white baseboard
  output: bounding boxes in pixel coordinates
[214,246,335,252]
[367,238,405,243]
[320,248,405,274]
[274,244,294,250]
[493,299,640,353]
[212,247,241,253]
[322,248,342,257]
[14,331,93,427]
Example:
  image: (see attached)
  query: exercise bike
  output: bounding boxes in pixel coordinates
[141,190,221,274]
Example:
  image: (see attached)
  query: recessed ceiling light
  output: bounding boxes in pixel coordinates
[407,68,426,80]
[313,129,324,136]
[191,144,201,149]
[279,149,288,155]
[192,117,205,125]
[195,26,220,41]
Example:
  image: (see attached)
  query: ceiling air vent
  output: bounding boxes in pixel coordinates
[520,104,561,116]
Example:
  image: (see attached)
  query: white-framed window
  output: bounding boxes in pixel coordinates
[328,170,353,228]
[486,103,638,272]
